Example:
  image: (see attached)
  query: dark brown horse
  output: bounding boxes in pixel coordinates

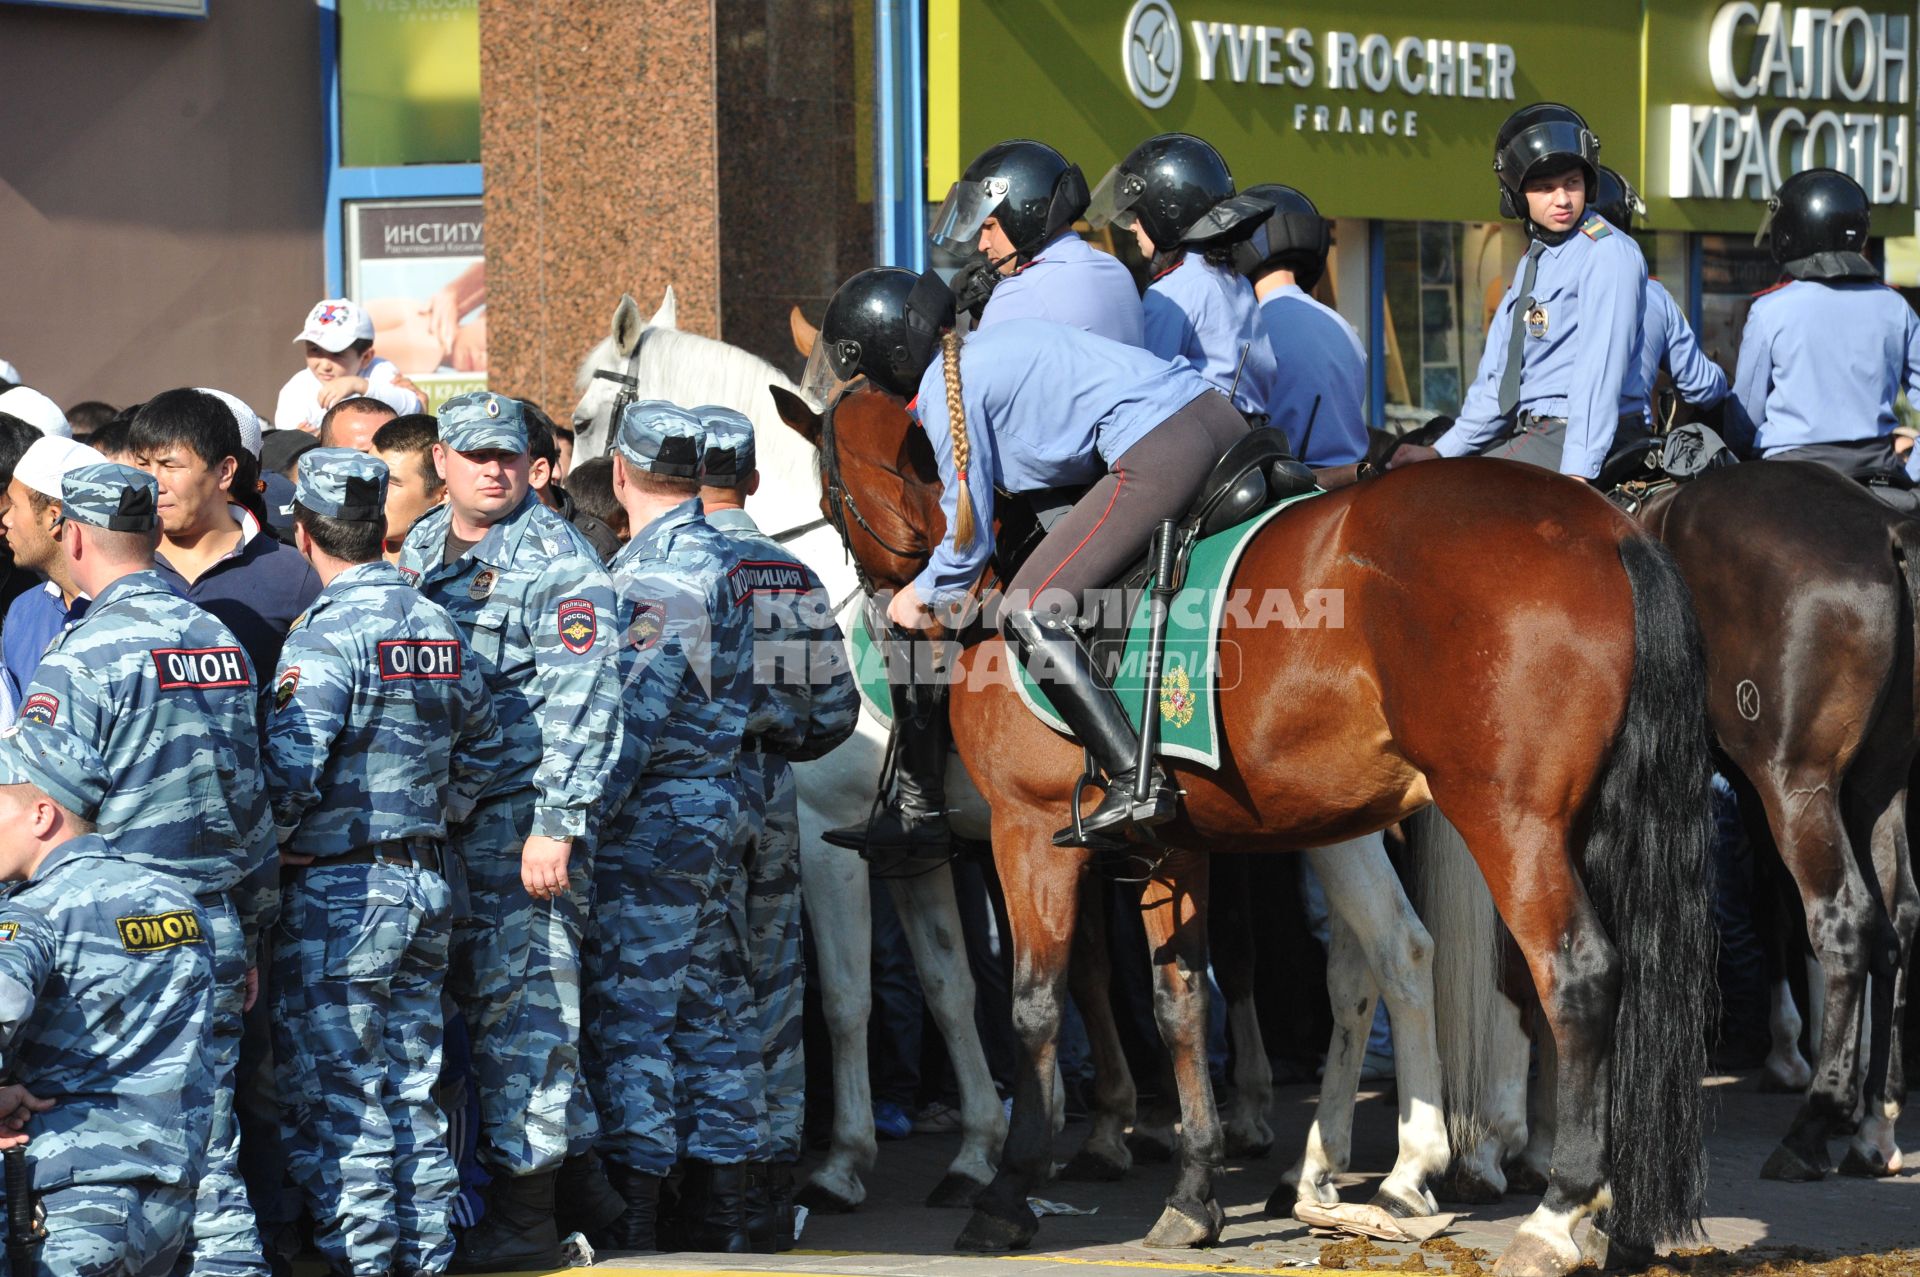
[776,383,1718,1277]
[1639,461,1920,1180]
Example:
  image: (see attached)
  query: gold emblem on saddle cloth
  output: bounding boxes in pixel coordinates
[1525,303,1549,340]
[1159,665,1196,729]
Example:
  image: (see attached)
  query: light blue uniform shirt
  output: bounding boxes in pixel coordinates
[1726,278,1920,475]
[1143,250,1277,417]
[1255,285,1369,466]
[979,232,1146,348]
[1435,214,1648,478]
[1621,280,1727,420]
[910,319,1215,606]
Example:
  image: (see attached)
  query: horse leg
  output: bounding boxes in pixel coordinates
[1756,781,1878,1182]
[1278,907,1377,1212]
[1061,881,1138,1182]
[1512,1013,1557,1195]
[1136,850,1226,1249]
[793,842,877,1213]
[1842,778,1917,1177]
[1287,835,1447,1218]
[1210,856,1274,1160]
[887,868,1009,1207]
[955,813,1087,1253]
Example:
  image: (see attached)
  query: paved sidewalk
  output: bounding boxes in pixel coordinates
[584,1074,1920,1275]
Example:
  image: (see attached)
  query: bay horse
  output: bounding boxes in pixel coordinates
[1422,460,1920,1194]
[775,381,1719,1277]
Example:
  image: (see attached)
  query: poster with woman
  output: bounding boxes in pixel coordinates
[346,199,488,413]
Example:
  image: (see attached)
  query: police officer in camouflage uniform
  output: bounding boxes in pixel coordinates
[264,449,505,1277]
[395,393,624,1272]
[0,725,216,1277]
[585,401,760,1253]
[23,462,274,1277]
[692,406,857,1250]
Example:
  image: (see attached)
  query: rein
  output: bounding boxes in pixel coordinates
[589,326,652,447]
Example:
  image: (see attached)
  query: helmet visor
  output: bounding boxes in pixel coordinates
[1496,119,1597,193]
[928,177,1010,254]
[1085,164,1148,231]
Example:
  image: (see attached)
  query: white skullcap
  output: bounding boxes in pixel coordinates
[195,388,265,458]
[14,436,107,500]
[0,388,71,439]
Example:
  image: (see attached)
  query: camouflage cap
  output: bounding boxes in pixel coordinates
[438,391,529,455]
[0,724,111,819]
[294,447,388,521]
[693,404,755,486]
[62,461,160,532]
[614,400,705,479]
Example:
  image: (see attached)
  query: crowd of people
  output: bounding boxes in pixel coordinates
[0,92,1916,1277]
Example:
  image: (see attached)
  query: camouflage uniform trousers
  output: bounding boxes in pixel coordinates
[271,861,457,1276]
[173,894,264,1277]
[447,788,591,1176]
[586,776,764,1175]
[28,1182,196,1277]
[740,754,805,1161]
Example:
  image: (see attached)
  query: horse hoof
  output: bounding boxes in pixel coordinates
[1580,1224,1655,1272]
[925,1172,990,1208]
[1061,1146,1130,1182]
[1760,1141,1829,1182]
[1502,1162,1550,1196]
[955,1204,1038,1252]
[1143,1195,1224,1249]
[1432,1166,1505,1205]
[1493,1229,1581,1277]
[1127,1131,1178,1163]
[1223,1130,1273,1161]
[1758,1068,1811,1094]
[1838,1147,1895,1179]
[1370,1185,1436,1219]
[1263,1182,1300,1219]
[795,1179,861,1214]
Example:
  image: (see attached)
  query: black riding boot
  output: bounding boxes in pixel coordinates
[742,1162,782,1253]
[822,683,952,861]
[449,1169,561,1273]
[1004,609,1177,845]
[680,1161,753,1252]
[555,1148,626,1241]
[595,1160,663,1253]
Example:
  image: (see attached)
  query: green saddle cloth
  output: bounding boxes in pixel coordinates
[849,489,1322,770]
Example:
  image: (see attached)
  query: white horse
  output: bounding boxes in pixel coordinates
[570,290,1451,1217]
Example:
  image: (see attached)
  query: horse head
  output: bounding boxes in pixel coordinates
[771,382,944,596]
[571,288,678,459]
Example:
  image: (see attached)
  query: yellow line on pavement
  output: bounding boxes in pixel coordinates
[566,1260,1331,1276]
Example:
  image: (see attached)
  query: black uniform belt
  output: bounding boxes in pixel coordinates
[288,837,444,876]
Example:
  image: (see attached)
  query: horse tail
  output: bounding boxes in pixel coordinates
[1584,533,1717,1250]
[1407,807,1513,1175]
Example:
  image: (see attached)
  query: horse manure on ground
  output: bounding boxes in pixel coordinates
[1316,1236,1492,1273]
[1639,1246,1920,1275]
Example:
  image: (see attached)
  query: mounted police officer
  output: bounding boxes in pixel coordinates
[22,461,274,1277]
[1392,103,1648,481]
[0,725,215,1277]
[263,449,505,1277]
[694,406,858,1250]
[1087,133,1276,419]
[1590,166,1729,426]
[395,392,625,1272]
[931,139,1145,345]
[817,267,1264,845]
[586,401,762,1254]
[1235,184,1368,467]
[1727,167,1920,504]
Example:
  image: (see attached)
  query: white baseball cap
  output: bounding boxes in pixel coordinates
[195,387,265,458]
[14,436,107,501]
[0,387,72,439]
[0,360,19,385]
[293,299,376,354]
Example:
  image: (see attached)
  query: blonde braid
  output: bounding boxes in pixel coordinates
[943,328,977,550]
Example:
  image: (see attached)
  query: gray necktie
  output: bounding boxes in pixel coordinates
[1498,241,1545,418]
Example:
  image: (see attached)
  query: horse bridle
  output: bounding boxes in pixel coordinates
[816,379,933,596]
[587,327,651,446]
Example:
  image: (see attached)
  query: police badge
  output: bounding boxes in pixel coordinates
[273,667,301,713]
[469,569,497,601]
[557,597,598,655]
[1525,304,1549,340]
[627,600,666,651]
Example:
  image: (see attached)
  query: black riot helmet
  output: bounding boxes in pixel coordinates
[930,139,1092,264]
[1758,168,1874,277]
[1591,166,1646,232]
[1233,184,1331,290]
[1087,133,1262,253]
[820,267,957,400]
[1493,103,1600,224]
